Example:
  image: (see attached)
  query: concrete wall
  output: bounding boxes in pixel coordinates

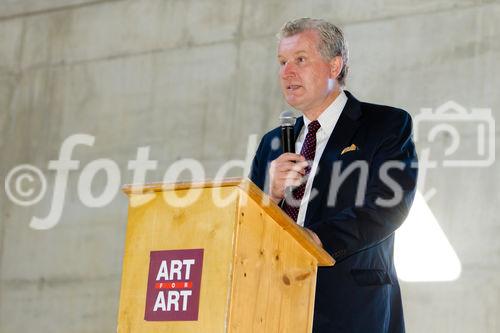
[1,0,499,332]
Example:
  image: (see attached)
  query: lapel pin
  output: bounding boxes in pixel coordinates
[340,143,359,155]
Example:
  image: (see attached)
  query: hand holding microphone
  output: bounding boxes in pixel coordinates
[268,111,308,203]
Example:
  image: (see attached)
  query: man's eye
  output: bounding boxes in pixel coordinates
[298,57,306,63]
[279,60,286,66]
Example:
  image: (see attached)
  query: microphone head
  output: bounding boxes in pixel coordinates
[279,110,296,127]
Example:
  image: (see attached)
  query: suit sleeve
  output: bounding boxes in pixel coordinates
[249,134,266,190]
[307,111,418,261]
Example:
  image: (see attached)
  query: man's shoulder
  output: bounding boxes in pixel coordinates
[359,101,410,122]
[345,90,411,124]
[355,99,413,142]
[355,99,412,136]
[254,126,283,159]
[261,126,282,140]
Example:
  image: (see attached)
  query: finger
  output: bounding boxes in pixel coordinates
[278,172,304,183]
[280,173,306,186]
[284,178,303,187]
[276,160,309,173]
[291,161,309,174]
[279,167,305,177]
[275,161,299,172]
[277,153,306,163]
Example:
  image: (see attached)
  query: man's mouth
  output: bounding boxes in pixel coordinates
[286,84,302,91]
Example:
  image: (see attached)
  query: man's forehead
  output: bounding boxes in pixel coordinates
[277,30,319,56]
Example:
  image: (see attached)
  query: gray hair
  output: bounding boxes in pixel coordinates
[277,18,349,86]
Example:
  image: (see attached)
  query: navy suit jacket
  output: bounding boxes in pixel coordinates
[250,91,418,333]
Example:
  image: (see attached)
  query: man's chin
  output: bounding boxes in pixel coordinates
[284,94,301,106]
[284,98,304,111]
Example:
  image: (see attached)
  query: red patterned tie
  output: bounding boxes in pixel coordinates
[282,120,321,221]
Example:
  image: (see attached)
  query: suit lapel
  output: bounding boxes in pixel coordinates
[293,116,304,145]
[304,91,363,225]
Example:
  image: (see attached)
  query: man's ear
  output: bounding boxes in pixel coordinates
[329,56,343,80]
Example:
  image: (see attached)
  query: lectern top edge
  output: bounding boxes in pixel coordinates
[121,177,334,266]
[121,177,243,194]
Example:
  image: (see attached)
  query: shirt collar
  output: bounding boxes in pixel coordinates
[303,90,347,134]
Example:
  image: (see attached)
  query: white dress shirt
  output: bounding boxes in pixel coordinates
[294,90,348,226]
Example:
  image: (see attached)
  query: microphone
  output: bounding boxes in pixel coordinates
[279,110,296,153]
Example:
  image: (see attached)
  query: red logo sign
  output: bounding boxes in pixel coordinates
[144,249,204,321]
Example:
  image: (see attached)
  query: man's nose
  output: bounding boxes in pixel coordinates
[281,62,297,78]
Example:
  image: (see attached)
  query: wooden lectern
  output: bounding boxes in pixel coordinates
[117,178,334,333]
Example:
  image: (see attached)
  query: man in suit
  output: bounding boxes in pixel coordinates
[250,18,418,332]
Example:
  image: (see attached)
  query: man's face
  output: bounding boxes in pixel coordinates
[278,30,338,115]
